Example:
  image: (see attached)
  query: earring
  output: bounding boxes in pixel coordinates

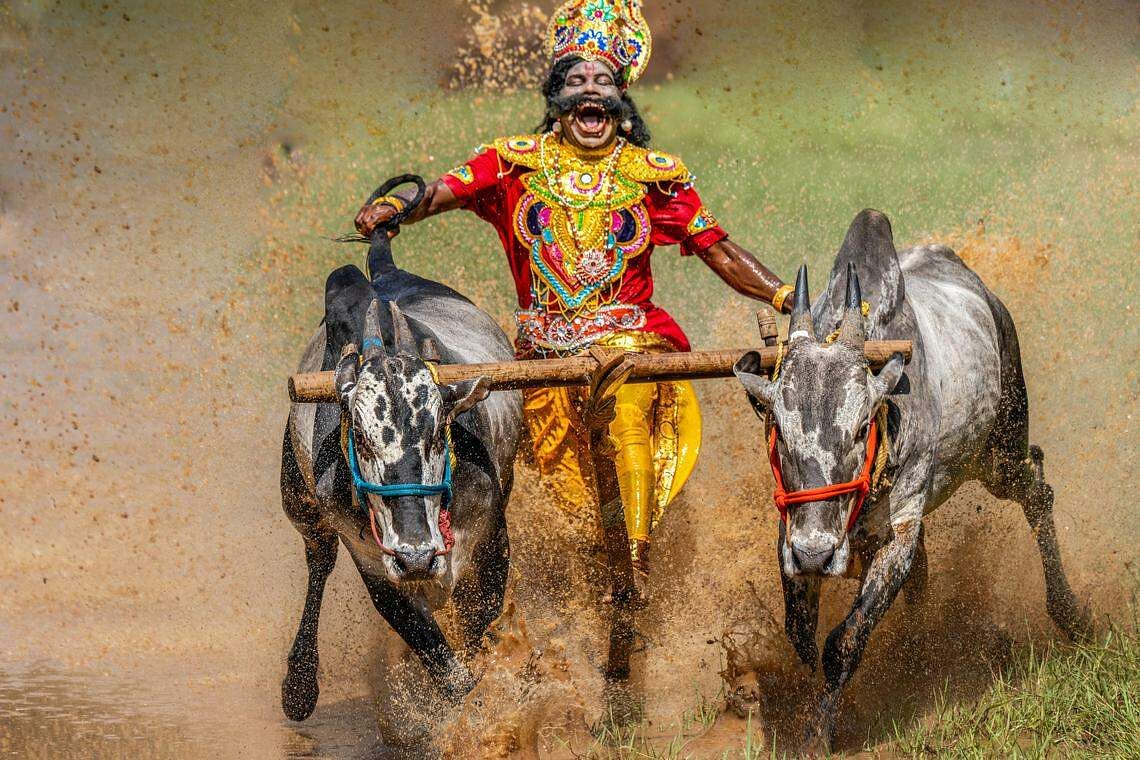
[552,121,562,134]
[620,119,632,133]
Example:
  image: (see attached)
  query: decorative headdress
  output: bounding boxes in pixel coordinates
[545,0,652,87]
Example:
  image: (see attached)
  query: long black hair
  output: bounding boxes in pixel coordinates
[535,56,652,148]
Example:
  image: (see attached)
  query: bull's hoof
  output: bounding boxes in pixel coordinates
[597,680,643,731]
[798,727,833,758]
[281,661,320,721]
[1050,597,1093,642]
[799,703,836,758]
[438,664,478,705]
[725,675,762,719]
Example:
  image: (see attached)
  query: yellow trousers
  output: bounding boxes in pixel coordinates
[610,382,657,542]
[520,332,702,543]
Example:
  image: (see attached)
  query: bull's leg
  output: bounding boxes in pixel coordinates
[804,519,921,754]
[452,520,511,656]
[280,429,339,722]
[354,563,477,703]
[903,523,928,605]
[986,445,1090,639]
[780,527,821,668]
[981,291,1089,638]
[281,529,339,721]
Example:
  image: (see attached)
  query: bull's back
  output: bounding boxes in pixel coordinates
[898,245,1004,489]
[401,290,523,484]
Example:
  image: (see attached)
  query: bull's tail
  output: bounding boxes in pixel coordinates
[368,233,398,279]
[364,174,426,281]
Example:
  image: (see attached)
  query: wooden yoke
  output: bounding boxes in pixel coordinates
[288,340,913,403]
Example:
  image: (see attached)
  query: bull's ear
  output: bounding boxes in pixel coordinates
[733,351,776,409]
[869,352,906,407]
[442,376,491,422]
[334,343,359,409]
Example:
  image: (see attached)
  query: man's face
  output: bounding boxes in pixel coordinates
[557,60,622,150]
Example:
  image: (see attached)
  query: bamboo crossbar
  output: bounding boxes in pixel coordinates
[287,340,911,403]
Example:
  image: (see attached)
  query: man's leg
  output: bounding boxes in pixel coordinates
[609,382,658,586]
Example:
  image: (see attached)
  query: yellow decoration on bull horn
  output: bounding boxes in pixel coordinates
[546,0,653,86]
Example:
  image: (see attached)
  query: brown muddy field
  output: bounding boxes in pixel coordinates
[1,1,1136,758]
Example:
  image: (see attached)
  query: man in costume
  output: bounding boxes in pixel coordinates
[355,0,794,599]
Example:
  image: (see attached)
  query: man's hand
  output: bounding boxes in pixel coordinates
[352,178,463,237]
[354,201,399,237]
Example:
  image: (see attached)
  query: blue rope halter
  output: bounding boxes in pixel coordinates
[346,427,454,510]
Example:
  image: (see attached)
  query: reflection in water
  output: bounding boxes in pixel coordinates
[0,665,193,759]
[0,664,407,759]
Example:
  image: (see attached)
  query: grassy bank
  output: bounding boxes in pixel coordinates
[260,67,1134,355]
[884,624,1139,759]
[545,625,1139,758]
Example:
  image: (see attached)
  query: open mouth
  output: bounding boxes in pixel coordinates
[573,102,610,137]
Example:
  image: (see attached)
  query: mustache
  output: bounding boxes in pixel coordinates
[548,93,626,119]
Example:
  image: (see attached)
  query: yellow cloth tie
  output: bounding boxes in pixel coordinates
[370,194,407,212]
[423,361,459,472]
[771,284,794,313]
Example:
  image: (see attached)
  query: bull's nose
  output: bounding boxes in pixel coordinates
[790,539,836,575]
[392,547,436,579]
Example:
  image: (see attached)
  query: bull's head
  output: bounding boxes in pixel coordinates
[734,264,905,577]
[334,299,489,584]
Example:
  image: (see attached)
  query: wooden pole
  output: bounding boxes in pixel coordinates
[287,340,912,403]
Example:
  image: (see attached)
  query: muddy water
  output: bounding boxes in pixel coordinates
[2,1,1137,758]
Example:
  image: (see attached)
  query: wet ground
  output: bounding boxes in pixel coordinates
[2,1,1136,757]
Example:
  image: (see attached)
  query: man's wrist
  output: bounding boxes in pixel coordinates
[771,283,794,313]
[370,194,407,213]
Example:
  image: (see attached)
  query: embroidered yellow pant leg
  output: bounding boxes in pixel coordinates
[609,381,657,542]
[522,386,595,515]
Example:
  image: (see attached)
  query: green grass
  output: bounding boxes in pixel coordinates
[535,627,1139,758]
[883,625,1140,759]
[545,686,772,759]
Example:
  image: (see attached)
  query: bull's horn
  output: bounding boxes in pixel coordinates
[789,264,815,341]
[838,262,865,348]
[389,301,416,355]
[362,298,385,361]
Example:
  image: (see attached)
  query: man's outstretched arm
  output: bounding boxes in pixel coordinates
[354,177,462,235]
[697,239,794,313]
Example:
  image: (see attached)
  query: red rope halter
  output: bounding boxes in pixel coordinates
[768,417,880,534]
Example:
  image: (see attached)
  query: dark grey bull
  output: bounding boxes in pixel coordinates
[734,210,1088,752]
[279,242,521,720]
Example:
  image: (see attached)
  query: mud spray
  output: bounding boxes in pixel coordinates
[1,1,1135,758]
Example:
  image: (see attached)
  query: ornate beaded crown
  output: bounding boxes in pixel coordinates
[545,0,652,87]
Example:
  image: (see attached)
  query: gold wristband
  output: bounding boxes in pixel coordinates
[771,284,794,312]
[370,195,407,213]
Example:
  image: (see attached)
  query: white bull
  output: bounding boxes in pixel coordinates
[734,209,1088,753]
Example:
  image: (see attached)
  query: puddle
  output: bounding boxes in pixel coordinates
[0,663,405,759]
[0,665,195,759]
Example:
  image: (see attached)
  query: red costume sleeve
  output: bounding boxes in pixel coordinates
[439,148,504,210]
[646,182,729,256]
